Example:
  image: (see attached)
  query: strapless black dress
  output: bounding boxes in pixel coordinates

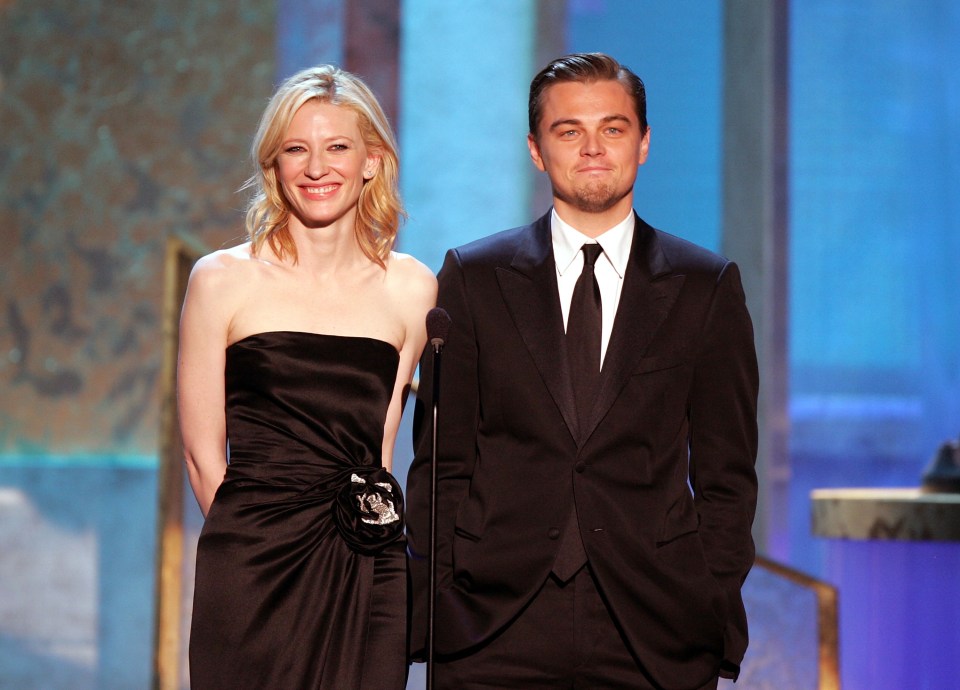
[189,331,407,690]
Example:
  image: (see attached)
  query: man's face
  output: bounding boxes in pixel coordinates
[528,79,650,223]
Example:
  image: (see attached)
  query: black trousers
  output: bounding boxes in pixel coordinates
[433,566,720,690]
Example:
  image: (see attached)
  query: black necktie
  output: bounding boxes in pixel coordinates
[552,244,602,583]
[567,243,603,432]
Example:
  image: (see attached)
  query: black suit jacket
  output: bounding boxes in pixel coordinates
[407,212,759,689]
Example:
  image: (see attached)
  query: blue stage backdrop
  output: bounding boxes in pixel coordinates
[1,1,957,689]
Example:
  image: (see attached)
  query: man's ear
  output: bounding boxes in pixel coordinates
[527,133,546,172]
[637,128,651,166]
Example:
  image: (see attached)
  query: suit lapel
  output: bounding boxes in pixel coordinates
[579,216,684,444]
[496,214,579,442]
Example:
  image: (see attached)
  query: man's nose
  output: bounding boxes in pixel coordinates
[581,132,604,156]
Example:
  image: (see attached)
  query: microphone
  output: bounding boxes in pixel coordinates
[424,306,450,690]
[426,307,451,352]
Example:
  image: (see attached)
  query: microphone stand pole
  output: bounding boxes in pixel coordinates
[427,338,442,690]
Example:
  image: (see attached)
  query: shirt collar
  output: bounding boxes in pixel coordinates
[551,208,635,278]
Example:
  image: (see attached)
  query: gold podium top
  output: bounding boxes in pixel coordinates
[811,487,960,542]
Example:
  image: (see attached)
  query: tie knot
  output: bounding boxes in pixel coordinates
[581,243,602,267]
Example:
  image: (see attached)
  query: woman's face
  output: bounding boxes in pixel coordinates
[276,100,380,232]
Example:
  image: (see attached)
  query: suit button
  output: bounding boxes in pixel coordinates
[575,461,586,473]
[548,528,561,540]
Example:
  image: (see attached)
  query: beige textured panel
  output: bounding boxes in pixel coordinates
[0,0,276,455]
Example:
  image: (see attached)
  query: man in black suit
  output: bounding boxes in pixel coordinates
[407,53,759,690]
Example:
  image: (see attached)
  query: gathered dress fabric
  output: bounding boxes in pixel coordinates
[189,331,407,690]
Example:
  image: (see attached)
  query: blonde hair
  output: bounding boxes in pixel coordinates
[244,65,404,266]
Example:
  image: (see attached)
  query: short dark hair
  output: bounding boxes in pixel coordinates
[528,52,648,139]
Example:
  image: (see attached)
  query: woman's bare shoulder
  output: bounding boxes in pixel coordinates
[383,252,437,342]
[189,243,272,290]
[385,251,437,298]
[193,243,254,272]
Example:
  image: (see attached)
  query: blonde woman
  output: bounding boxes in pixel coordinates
[178,65,436,689]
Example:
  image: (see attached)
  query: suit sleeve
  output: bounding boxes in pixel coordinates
[687,261,759,679]
[406,248,479,660]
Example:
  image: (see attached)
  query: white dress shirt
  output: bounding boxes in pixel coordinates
[551,208,635,367]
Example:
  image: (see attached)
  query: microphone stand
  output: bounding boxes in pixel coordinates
[427,336,441,690]
[425,308,449,690]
